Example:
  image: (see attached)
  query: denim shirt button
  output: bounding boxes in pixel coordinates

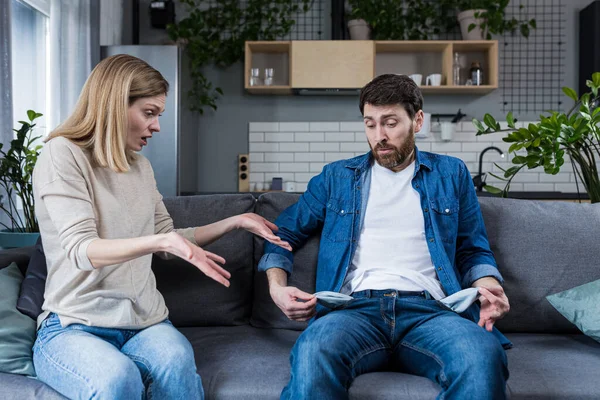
[340,210,345,214]
[424,207,429,212]
[429,238,435,242]
[415,184,420,188]
[445,209,450,213]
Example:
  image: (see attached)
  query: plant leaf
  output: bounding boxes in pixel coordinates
[484,185,503,194]
[506,111,516,129]
[562,87,578,102]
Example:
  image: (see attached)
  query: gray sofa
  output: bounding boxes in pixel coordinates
[1,193,600,399]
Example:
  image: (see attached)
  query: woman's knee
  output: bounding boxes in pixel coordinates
[94,357,144,399]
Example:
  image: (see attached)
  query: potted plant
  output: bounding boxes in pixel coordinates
[0,110,43,248]
[472,73,600,203]
[166,0,312,114]
[455,0,536,40]
[347,0,456,40]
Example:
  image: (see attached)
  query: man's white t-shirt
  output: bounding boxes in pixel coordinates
[340,160,446,300]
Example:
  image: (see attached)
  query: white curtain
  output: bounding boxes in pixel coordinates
[48,0,100,130]
[0,1,13,147]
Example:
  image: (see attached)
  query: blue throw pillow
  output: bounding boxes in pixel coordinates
[0,262,36,376]
[546,278,600,343]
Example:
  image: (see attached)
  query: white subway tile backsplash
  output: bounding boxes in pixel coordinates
[280,143,310,152]
[295,173,316,182]
[310,122,340,132]
[341,122,364,131]
[249,143,279,153]
[280,163,309,172]
[326,132,356,142]
[265,153,294,162]
[279,122,309,132]
[265,132,294,142]
[295,152,325,162]
[295,132,324,142]
[431,142,462,152]
[555,183,581,193]
[355,132,366,141]
[310,143,340,152]
[250,172,264,182]
[248,121,581,193]
[325,152,355,162]
[340,142,370,152]
[310,162,327,172]
[252,163,279,172]
[249,122,279,132]
[249,132,264,142]
[523,183,555,192]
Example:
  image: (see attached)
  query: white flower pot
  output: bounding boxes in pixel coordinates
[458,9,488,40]
[347,19,371,40]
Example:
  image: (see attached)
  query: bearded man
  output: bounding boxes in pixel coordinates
[259,73,511,400]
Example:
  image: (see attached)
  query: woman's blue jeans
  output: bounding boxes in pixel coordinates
[281,289,508,400]
[33,313,203,400]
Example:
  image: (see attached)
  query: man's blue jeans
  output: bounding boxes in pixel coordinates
[281,290,508,400]
[33,313,203,399]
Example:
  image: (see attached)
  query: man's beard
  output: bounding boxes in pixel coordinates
[370,126,415,170]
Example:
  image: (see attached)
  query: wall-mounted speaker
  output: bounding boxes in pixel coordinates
[238,154,249,192]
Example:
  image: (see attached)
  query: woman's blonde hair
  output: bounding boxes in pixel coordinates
[46,54,169,172]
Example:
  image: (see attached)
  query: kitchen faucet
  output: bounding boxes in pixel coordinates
[474,146,504,191]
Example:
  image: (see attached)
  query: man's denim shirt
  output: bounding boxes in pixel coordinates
[259,147,511,348]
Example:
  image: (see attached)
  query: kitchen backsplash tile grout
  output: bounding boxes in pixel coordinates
[248,121,581,193]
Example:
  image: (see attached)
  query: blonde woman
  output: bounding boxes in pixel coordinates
[31,54,290,400]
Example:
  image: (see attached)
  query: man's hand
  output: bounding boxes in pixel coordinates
[164,232,230,287]
[473,277,510,332]
[235,213,292,251]
[270,284,317,322]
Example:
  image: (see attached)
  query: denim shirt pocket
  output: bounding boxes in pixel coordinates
[430,197,459,243]
[322,199,354,242]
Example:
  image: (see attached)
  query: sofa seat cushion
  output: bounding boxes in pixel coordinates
[505,333,600,399]
[182,326,600,400]
[0,372,66,400]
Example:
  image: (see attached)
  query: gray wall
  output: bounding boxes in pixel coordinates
[133,0,593,193]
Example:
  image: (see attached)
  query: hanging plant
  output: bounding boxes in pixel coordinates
[167,0,313,114]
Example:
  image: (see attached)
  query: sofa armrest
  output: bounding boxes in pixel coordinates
[0,246,35,275]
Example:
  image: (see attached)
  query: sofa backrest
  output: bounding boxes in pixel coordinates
[251,193,317,330]
[155,194,256,327]
[479,197,600,333]
[251,193,600,334]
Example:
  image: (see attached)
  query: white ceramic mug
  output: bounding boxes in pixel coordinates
[285,181,296,192]
[426,73,442,86]
[409,74,422,86]
[441,122,456,141]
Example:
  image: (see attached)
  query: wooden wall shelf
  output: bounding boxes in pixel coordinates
[245,40,498,95]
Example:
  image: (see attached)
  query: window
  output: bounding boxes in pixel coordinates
[11,0,49,137]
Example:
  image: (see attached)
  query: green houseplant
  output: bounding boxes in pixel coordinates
[0,110,43,245]
[455,0,536,40]
[472,73,600,203]
[347,0,456,40]
[167,0,312,114]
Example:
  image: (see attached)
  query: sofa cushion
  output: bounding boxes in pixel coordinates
[479,198,600,333]
[504,333,600,399]
[181,325,440,400]
[183,326,600,400]
[154,194,256,327]
[17,237,47,320]
[251,193,318,330]
[0,263,36,376]
[0,372,66,400]
[546,278,600,343]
